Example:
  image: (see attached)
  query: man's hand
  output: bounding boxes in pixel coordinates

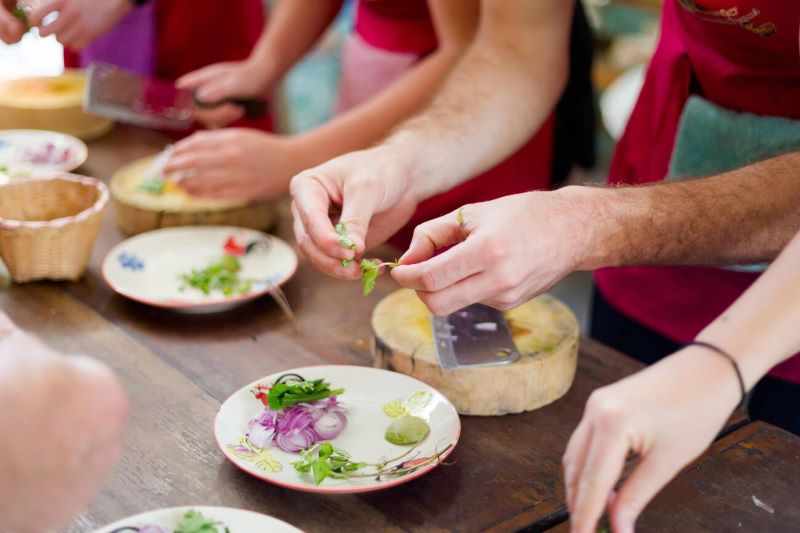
[163,129,299,200]
[0,0,26,43]
[290,145,420,279]
[26,0,132,50]
[0,320,128,532]
[392,188,589,315]
[563,347,740,533]
[176,60,273,129]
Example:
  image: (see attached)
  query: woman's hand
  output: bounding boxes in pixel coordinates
[176,60,273,128]
[563,347,741,533]
[391,188,591,316]
[163,128,299,201]
[0,319,128,531]
[26,0,132,50]
[289,145,420,279]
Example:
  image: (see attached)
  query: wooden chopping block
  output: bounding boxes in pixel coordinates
[110,156,277,235]
[372,289,579,416]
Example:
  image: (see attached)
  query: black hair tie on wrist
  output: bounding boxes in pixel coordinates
[686,340,747,406]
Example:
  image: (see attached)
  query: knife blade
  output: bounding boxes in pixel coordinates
[431,304,520,369]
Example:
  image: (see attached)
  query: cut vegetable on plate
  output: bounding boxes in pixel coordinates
[215,365,460,494]
[93,506,302,533]
[0,130,87,183]
[102,226,297,313]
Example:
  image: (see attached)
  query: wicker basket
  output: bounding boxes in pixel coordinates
[0,175,109,282]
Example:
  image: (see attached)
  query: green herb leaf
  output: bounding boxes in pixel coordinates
[178,254,253,297]
[137,177,166,195]
[11,7,31,31]
[175,509,226,533]
[312,458,331,485]
[266,375,344,410]
[335,222,356,249]
[385,415,430,445]
[341,258,354,268]
[360,259,380,296]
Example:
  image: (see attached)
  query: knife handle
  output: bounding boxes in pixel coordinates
[193,96,269,119]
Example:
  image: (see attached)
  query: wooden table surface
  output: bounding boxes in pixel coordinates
[1,126,795,533]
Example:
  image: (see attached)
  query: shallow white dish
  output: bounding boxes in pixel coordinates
[215,365,461,494]
[93,505,303,533]
[102,226,297,312]
[0,129,88,182]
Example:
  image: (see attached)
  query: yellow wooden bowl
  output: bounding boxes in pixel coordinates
[0,69,113,141]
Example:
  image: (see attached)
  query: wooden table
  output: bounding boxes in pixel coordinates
[0,126,795,532]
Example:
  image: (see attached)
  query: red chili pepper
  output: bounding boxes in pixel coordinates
[224,236,246,256]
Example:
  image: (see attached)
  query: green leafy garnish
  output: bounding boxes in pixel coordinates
[385,415,430,445]
[175,509,229,533]
[138,177,166,195]
[266,374,344,410]
[335,221,356,249]
[293,438,451,485]
[359,259,399,296]
[11,6,31,31]
[341,258,354,268]
[179,254,253,296]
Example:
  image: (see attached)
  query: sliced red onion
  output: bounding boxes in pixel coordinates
[246,397,348,453]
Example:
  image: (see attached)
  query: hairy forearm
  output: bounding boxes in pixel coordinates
[251,0,344,83]
[576,151,800,270]
[386,0,572,201]
[699,229,800,387]
[294,45,470,168]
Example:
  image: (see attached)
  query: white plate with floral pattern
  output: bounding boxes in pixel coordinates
[0,129,87,183]
[94,505,303,533]
[214,365,461,494]
[102,226,297,312]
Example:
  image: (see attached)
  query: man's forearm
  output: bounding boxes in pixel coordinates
[575,150,800,269]
[384,0,573,201]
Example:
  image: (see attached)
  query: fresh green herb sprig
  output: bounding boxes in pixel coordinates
[138,177,166,195]
[179,254,253,296]
[293,438,452,485]
[266,374,344,411]
[359,259,399,296]
[11,6,31,31]
[335,222,356,249]
[174,509,230,533]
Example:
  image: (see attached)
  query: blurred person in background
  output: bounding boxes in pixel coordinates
[161,0,594,248]
[0,0,271,131]
[0,311,128,532]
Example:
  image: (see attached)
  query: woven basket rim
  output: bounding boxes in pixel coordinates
[0,173,109,230]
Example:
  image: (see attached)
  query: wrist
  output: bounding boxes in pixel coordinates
[556,185,617,271]
[246,50,281,93]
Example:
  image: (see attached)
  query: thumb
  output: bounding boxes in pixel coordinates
[610,452,679,533]
[399,208,465,265]
[338,181,384,254]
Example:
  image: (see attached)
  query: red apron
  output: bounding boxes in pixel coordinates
[595,0,800,383]
[65,0,271,132]
[353,0,554,249]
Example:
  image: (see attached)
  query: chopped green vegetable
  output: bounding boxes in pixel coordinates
[335,221,356,249]
[341,258,354,268]
[11,6,31,31]
[385,415,430,445]
[178,254,252,296]
[293,438,450,485]
[266,374,344,411]
[175,509,229,533]
[358,259,399,296]
[138,177,166,195]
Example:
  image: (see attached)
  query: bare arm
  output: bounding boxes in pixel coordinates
[387,0,573,200]
[565,227,800,533]
[292,0,481,167]
[577,150,800,269]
